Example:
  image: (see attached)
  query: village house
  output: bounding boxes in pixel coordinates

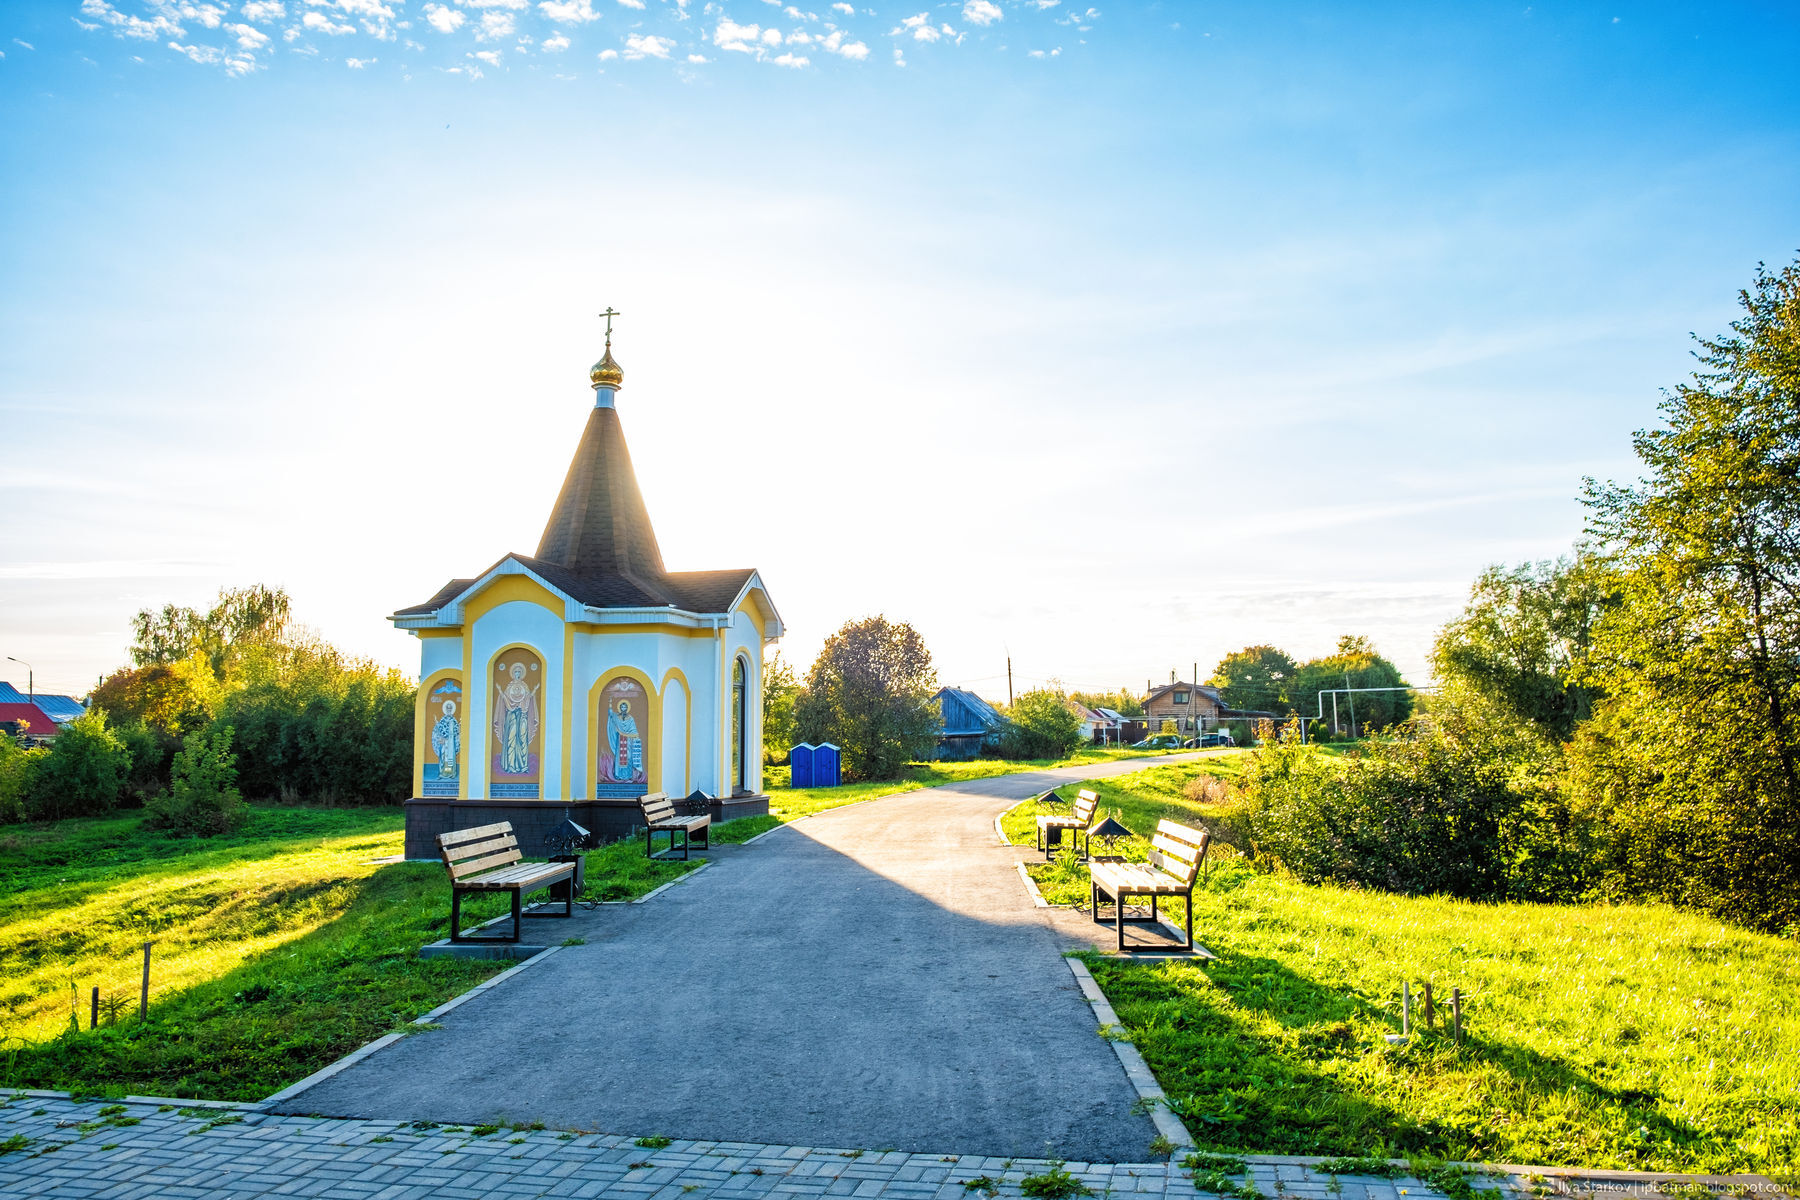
[1141,681,1228,734]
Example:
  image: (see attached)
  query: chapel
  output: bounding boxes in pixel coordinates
[391,319,782,856]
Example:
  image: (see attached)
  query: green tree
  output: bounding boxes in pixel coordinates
[1431,557,1609,741]
[25,710,131,821]
[147,726,247,834]
[1288,637,1413,737]
[0,735,45,824]
[90,656,219,742]
[761,651,801,764]
[994,689,1084,759]
[1208,645,1298,714]
[130,584,290,675]
[1068,688,1145,718]
[1573,257,1800,931]
[794,616,940,781]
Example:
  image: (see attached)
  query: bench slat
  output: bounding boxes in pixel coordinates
[1155,818,1208,847]
[1151,834,1200,864]
[444,833,517,864]
[460,862,570,889]
[439,822,514,849]
[450,847,524,878]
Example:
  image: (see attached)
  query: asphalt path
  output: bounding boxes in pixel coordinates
[275,755,1206,1160]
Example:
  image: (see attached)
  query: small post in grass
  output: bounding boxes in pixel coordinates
[1422,981,1434,1029]
[90,986,99,1030]
[1402,980,1411,1037]
[140,942,152,1023]
[1452,987,1463,1047]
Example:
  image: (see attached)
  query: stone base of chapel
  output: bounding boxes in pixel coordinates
[403,794,771,860]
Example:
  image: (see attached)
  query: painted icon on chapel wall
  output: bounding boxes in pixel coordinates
[596,676,651,798]
[422,676,463,797]
[490,650,542,798]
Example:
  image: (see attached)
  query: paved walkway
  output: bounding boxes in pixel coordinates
[268,760,1202,1162]
[5,1094,1769,1200]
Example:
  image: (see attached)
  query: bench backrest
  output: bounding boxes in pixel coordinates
[1147,818,1208,887]
[438,821,521,879]
[640,792,674,823]
[1073,790,1099,823]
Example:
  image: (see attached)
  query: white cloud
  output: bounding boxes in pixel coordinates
[712,17,760,51]
[472,47,500,62]
[1033,0,1058,6]
[538,0,599,20]
[818,29,866,58]
[831,1,852,10]
[345,54,374,65]
[541,31,570,48]
[13,38,35,49]
[79,0,185,41]
[423,3,463,32]
[892,44,903,65]
[616,0,645,7]
[686,51,705,61]
[597,45,616,57]
[963,0,1000,25]
[455,0,528,8]
[770,50,807,66]
[622,31,672,56]
[225,20,267,46]
[1027,45,1059,56]
[166,37,257,73]
[302,11,354,34]
[179,4,227,30]
[761,26,782,43]
[477,10,514,38]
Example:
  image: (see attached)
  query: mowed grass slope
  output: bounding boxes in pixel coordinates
[1005,760,1799,1174]
[0,807,696,1100]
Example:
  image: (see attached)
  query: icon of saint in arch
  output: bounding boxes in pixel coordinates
[605,697,644,784]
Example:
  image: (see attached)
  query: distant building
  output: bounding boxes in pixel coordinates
[0,702,61,742]
[1142,681,1227,734]
[0,682,84,730]
[931,687,1005,760]
[1067,701,1111,743]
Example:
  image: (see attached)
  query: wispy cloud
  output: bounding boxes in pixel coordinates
[623,31,672,57]
[963,0,1000,26]
[538,0,599,22]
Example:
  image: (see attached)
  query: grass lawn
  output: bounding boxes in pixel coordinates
[764,745,1185,822]
[1002,760,1800,1175]
[0,806,699,1100]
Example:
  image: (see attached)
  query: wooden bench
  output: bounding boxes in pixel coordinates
[641,791,709,859]
[1088,818,1209,953]
[1036,788,1098,860]
[437,822,575,944]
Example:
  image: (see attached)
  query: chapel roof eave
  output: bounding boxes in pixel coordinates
[389,554,782,637]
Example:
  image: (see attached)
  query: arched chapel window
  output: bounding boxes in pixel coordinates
[732,656,748,793]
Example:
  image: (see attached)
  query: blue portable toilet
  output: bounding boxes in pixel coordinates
[789,743,816,788]
[813,743,841,788]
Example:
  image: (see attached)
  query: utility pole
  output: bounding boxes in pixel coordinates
[1006,656,1013,707]
[6,657,31,703]
[1344,671,1358,740]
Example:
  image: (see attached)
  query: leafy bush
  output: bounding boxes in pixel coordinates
[0,735,45,823]
[1236,714,1585,902]
[24,711,131,821]
[146,727,247,834]
[990,689,1084,760]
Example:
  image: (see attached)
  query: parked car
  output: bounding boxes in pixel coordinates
[1189,732,1236,748]
[1131,733,1184,749]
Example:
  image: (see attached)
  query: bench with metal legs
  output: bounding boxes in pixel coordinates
[1088,819,1209,953]
[437,822,575,944]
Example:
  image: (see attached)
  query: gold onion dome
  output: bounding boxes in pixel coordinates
[590,345,623,390]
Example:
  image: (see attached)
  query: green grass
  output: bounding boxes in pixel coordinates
[0,805,696,1099]
[764,746,1184,822]
[1001,760,1800,1174]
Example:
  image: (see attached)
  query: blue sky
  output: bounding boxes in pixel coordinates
[2,0,1797,702]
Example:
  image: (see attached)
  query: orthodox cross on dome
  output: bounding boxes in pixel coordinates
[589,306,625,392]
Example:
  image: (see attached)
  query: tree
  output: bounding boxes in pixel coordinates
[0,735,44,824]
[794,616,940,781]
[131,584,290,675]
[25,710,131,821]
[761,651,801,764]
[1069,688,1145,718]
[1208,645,1297,714]
[1572,257,1800,931]
[993,689,1084,760]
[1431,557,1609,741]
[147,726,247,834]
[1288,636,1412,737]
[90,657,219,741]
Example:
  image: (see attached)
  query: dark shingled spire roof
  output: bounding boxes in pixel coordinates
[393,400,763,618]
[536,404,667,583]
